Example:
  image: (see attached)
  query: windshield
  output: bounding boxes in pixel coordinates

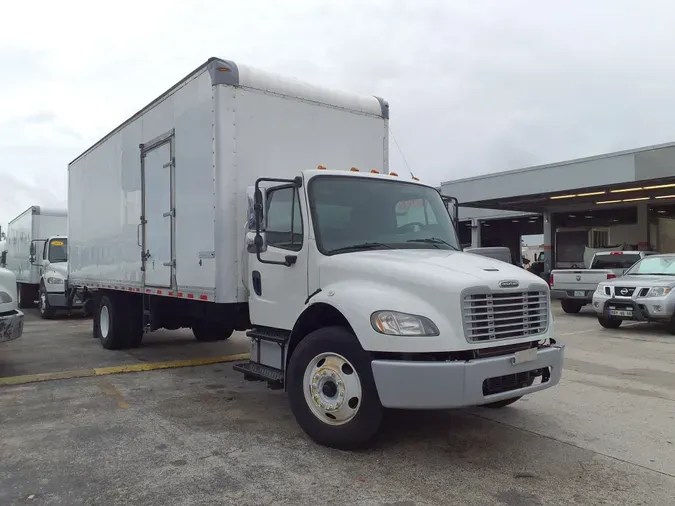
[591,253,641,269]
[48,238,68,263]
[308,176,460,254]
[625,255,675,276]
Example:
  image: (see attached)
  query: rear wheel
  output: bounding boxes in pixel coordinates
[598,315,622,329]
[16,284,36,309]
[561,300,583,314]
[287,326,383,450]
[94,293,143,349]
[192,321,233,342]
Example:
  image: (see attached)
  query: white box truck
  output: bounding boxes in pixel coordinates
[67,57,564,449]
[5,206,84,318]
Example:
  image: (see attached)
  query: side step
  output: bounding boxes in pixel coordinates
[233,327,291,390]
[233,362,284,389]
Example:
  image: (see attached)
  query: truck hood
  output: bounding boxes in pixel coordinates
[319,249,547,292]
[47,263,68,278]
[605,274,675,287]
[0,266,18,313]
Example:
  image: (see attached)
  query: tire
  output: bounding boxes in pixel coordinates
[38,284,56,320]
[483,396,523,409]
[598,315,622,329]
[94,293,143,349]
[17,283,35,309]
[192,321,233,342]
[561,300,583,314]
[286,326,383,450]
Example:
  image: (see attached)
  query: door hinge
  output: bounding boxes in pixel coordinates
[162,208,175,218]
[163,259,176,268]
[163,158,175,169]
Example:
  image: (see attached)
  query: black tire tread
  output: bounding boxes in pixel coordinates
[286,326,383,450]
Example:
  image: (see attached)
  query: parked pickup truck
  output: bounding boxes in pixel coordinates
[592,253,675,333]
[550,251,657,313]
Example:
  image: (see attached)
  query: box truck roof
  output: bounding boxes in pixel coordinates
[69,57,389,167]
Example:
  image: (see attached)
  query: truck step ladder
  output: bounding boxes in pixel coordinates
[233,327,290,390]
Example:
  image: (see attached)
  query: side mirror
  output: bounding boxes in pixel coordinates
[246,186,267,253]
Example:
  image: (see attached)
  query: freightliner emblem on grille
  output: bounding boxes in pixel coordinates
[498,280,519,288]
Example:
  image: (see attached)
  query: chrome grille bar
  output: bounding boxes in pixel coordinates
[462,290,549,342]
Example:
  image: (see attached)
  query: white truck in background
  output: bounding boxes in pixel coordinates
[550,250,657,313]
[0,266,23,343]
[67,57,564,449]
[5,206,85,318]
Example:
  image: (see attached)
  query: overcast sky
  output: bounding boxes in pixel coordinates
[2,0,675,231]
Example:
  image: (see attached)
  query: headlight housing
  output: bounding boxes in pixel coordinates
[370,310,440,336]
[646,286,672,297]
[595,284,606,294]
[46,277,64,285]
[0,291,12,303]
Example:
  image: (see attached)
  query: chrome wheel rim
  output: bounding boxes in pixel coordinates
[302,352,362,426]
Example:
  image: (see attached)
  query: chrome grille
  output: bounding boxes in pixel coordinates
[462,291,548,342]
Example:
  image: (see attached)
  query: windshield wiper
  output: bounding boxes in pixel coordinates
[329,242,395,254]
[407,237,458,250]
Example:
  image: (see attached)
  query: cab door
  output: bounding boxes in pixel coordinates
[246,179,309,330]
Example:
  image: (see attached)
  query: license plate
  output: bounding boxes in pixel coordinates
[574,290,585,297]
[609,309,632,317]
[512,347,537,365]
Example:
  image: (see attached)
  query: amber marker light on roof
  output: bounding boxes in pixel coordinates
[317,165,326,170]
[350,167,359,172]
[370,169,380,173]
[412,176,420,181]
[390,172,399,176]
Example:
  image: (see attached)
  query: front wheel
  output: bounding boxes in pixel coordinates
[598,315,622,329]
[38,285,56,320]
[287,326,383,450]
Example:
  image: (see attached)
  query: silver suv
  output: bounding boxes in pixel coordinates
[592,253,675,333]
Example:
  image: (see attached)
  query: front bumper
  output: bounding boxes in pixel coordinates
[0,310,24,343]
[47,291,83,308]
[592,295,674,321]
[371,341,565,409]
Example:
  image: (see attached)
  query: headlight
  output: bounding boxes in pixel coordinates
[46,277,64,285]
[0,291,12,303]
[595,284,606,294]
[646,286,672,297]
[370,310,440,336]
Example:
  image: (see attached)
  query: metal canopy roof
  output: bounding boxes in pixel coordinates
[441,141,675,212]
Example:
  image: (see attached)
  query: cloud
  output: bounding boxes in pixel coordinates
[3,0,675,231]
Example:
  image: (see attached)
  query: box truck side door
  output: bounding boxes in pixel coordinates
[247,182,309,330]
[140,133,175,288]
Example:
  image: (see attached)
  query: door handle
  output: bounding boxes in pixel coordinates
[137,224,142,247]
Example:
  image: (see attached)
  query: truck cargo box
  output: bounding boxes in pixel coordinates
[68,57,389,303]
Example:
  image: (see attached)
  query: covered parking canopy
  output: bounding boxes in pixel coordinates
[442,141,675,273]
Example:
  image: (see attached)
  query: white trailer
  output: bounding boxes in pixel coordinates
[5,206,82,317]
[68,57,564,449]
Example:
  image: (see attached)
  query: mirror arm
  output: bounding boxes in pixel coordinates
[253,176,302,267]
